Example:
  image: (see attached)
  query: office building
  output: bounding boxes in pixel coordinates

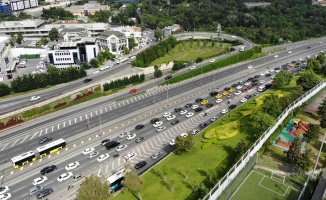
[96,31,129,55]
[0,3,12,15]
[65,1,110,17]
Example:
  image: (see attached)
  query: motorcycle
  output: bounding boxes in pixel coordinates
[113,153,119,158]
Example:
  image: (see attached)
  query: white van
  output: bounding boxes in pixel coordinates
[257,86,266,92]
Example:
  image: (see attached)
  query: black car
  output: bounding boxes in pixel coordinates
[174,107,182,112]
[171,120,180,125]
[224,87,231,91]
[101,139,111,146]
[245,95,252,99]
[199,122,208,129]
[195,98,203,103]
[150,118,160,124]
[185,103,193,108]
[206,103,214,108]
[84,78,93,83]
[265,83,273,89]
[36,188,53,199]
[17,65,26,68]
[307,46,311,49]
[231,84,238,88]
[40,165,57,175]
[237,81,243,85]
[229,104,237,109]
[39,136,52,144]
[252,79,258,83]
[252,82,258,86]
[135,124,145,130]
[265,74,271,77]
[195,107,203,112]
[165,74,172,80]
[247,77,254,81]
[105,141,120,150]
[73,174,84,181]
[254,75,260,78]
[135,136,145,143]
[134,161,147,170]
[209,91,218,96]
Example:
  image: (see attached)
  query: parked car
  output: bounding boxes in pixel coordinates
[134,161,147,170]
[84,78,92,83]
[73,174,84,181]
[151,152,162,160]
[165,74,172,80]
[135,124,145,130]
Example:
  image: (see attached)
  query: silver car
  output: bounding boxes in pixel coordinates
[119,131,130,138]
[115,144,127,152]
[151,152,162,160]
[156,126,166,132]
[87,151,99,159]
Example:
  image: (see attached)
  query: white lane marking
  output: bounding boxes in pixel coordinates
[51,126,54,132]
[39,130,43,136]
[69,120,71,125]
[114,104,116,109]
[57,124,60,129]
[63,122,66,127]
[131,99,133,103]
[30,132,39,139]
[109,106,112,110]
[10,139,19,147]
[1,143,8,151]
[85,114,88,119]
[45,128,48,134]
[75,118,77,123]
[105,107,108,112]
[20,135,30,143]
[80,116,82,121]
[90,113,93,117]
[123,101,125,105]
[96,111,98,115]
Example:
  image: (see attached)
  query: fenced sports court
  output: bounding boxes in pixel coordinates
[230,170,300,200]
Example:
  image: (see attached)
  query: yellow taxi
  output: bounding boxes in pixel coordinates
[200,100,209,105]
[222,91,229,96]
[215,94,223,99]
[228,88,235,93]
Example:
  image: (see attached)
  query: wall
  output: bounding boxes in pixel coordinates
[10,48,46,58]
[85,44,98,62]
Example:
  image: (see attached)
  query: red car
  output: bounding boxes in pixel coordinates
[247,85,253,89]
[241,88,248,92]
[130,88,137,94]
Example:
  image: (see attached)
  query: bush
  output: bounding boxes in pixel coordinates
[196,57,203,63]
[103,74,145,91]
[172,61,187,71]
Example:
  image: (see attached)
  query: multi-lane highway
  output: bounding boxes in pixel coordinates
[1,38,325,200]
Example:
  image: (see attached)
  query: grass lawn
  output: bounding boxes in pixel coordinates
[150,41,230,66]
[230,170,301,200]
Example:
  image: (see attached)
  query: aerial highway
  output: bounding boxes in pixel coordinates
[0,40,325,199]
[0,32,255,114]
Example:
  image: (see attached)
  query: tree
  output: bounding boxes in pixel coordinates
[123,165,143,200]
[306,59,322,72]
[273,71,293,88]
[175,132,195,154]
[304,124,320,142]
[0,83,11,97]
[317,98,326,117]
[48,28,59,41]
[287,137,302,165]
[76,175,111,200]
[296,70,320,91]
[235,139,247,160]
[154,29,163,41]
[247,110,275,139]
[40,37,48,45]
[128,38,137,50]
[89,10,110,23]
[153,65,162,78]
[89,58,98,68]
[16,33,23,45]
[261,94,282,118]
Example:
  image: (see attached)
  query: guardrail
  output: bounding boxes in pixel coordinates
[203,79,326,200]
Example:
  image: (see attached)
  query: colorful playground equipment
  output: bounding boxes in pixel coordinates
[289,119,309,137]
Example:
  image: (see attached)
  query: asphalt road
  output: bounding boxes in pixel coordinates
[0,39,325,199]
[0,40,325,165]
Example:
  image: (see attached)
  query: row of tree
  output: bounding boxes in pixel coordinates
[132,36,178,67]
[41,7,74,20]
[103,74,145,91]
[4,67,86,94]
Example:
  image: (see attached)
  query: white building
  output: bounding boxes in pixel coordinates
[109,26,142,39]
[47,38,98,69]
[2,0,39,12]
[96,31,129,55]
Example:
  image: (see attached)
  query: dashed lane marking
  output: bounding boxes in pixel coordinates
[57,124,60,129]
[39,130,43,136]
[1,143,8,151]
[45,128,48,134]
[30,131,39,140]
[20,135,29,144]
[90,113,93,118]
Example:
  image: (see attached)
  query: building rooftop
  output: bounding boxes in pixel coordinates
[61,27,87,33]
[0,36,9,44]
[60,42,78,47]
[99,30,127,39]
[0,20,44,28]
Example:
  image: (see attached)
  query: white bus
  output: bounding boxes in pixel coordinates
[107,170,125,192]
[36,138,66,158]
[11,151,36,169]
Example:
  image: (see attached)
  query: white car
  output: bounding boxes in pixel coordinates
[153,121,163,127]
[288,51,292,54]
[0,193,11,200]
[192,129,200,135]
[275,70,280,73]
[211,116,219,122]
[244,82,250,86]
[82,147,95,155]
[221,109,229,114]
[271,76,275,79]
[274,55,278,58]
[186,112,194,118]
[32,176,48,185]
[65,162,80,171]
[88,151,99,159]
[119,131,130,138]
[179,110,187,115]
[265,71,269,74]
[240,98,248,103]
[269,69,275,73]
[97,154,109,162]
[30,96,41,101]
[156,126,166,132]
[191,105,199,110]
[234,91,242,95]
[126,134,137,140]
[259,80,265,84]
[116,144,127,152]
[189,66,196,70]
[259,72,265,76]
[236,85,242,89]
[57,172,73,182]
[210,59,215,63]
[0,187,10,195]
[247,65,253,69]
[169,139,175,146]
[215,99,223,103]
[93,70,100,75]
[19,60,26,65]
[123,152,137,161]
[180,133,188,137]
[167,115,176,121]
[163,112,171,117]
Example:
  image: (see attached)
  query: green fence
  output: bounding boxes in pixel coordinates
[20,54,39,59]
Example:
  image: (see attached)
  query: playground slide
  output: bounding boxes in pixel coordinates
[299,122,309,132]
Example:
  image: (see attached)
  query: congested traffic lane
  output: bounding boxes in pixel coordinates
[5,66,292,199]
[1,41,324,170]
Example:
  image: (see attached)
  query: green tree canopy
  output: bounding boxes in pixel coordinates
[123,165,143,200]
[306,59,322,72]
[247,110,275,139]
[76,175,111,200]
[261,94,282,118]
[273,71,293,88]
[89,58,98,68]
[16,33,23,45]
[304,124,320,142]
[41,7,74,20]
[235,139,248,160]
[128,38,137,50]
[154,29,163,41]
[48,28,59,41]
[0,83,11,97]
[175,132,195,154]
[296,70,320,91]
[89,10,110,23]
[153,65,162,78]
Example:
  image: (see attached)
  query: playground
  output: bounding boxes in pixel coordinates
[272,118,309,151]
[230,170,300,200]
